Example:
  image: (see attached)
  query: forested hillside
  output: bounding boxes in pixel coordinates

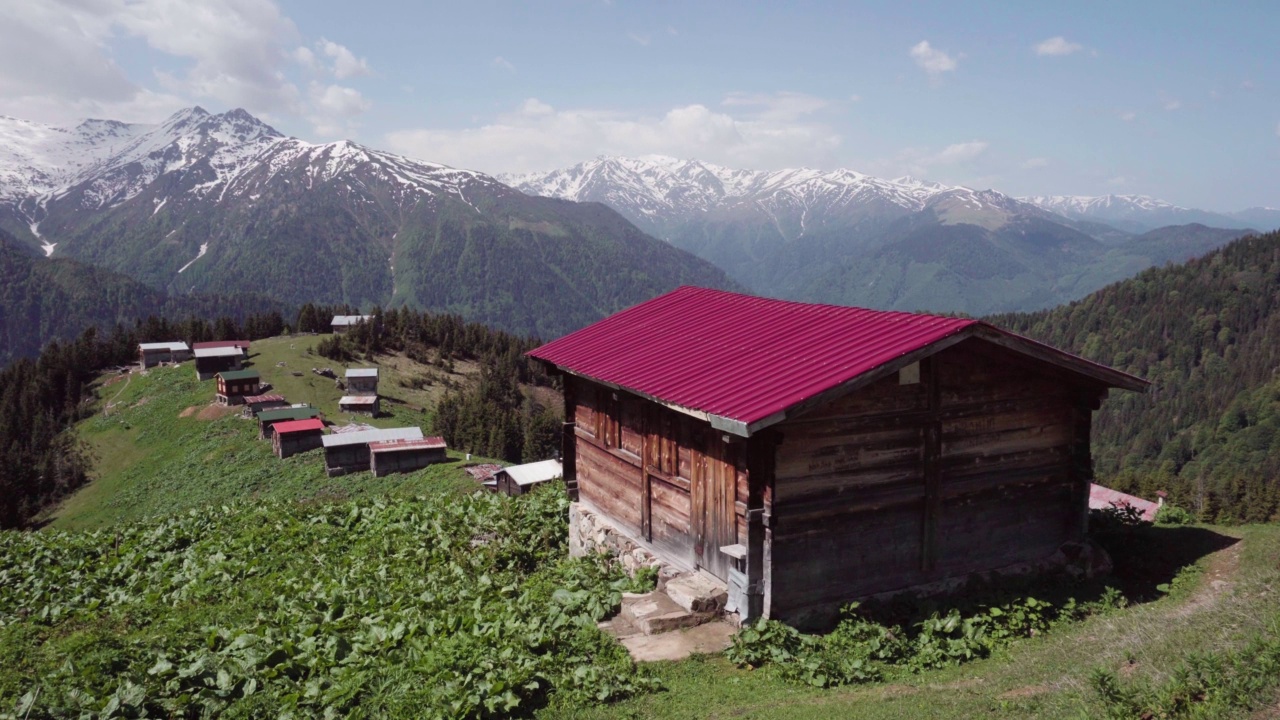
[0,228,282,364]
[991,230,1280,522]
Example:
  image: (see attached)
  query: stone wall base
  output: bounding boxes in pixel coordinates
[569,501,683,588]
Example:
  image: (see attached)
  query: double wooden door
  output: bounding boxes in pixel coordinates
[692,433,738,581]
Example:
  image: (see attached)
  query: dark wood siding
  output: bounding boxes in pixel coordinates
[768,339,1094,626]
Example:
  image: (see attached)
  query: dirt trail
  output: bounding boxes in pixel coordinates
[103,373,132,415]
[1171,537,1242,619]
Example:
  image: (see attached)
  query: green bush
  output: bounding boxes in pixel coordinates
[1155,504,1195,526]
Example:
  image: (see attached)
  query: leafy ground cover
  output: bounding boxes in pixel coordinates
[1,489,658,718]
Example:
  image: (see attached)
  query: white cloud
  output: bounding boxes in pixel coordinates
[628,32,651,46]
[1164,99,1182,111]
[1275,121,1280,137]
[307,83,370,137]
[1119,111,1137,121]
[384,96,842,174]
[1034,36,1083,56]
[1021,157,1049,169]
[491,56,516,72]
[910,41,958,78]
[849,94,862,102]
[319,39,371,79]
[1106,175,1130,187]
[0,0,371,137]
[867,140,989,179]
[721,91,829,121]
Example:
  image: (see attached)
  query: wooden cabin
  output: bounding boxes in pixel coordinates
[321,427,423,477]
[331,315,373,334]
[194,346,244,380]
[528,287,1147,628]
[494,459,563,496]
[272,418,325,458]
[369,437,449,477]
[139,341,191,368]
[257,407,322,439]
[339,395,380,417]
[215,370,260,406]
[345,368,379,396]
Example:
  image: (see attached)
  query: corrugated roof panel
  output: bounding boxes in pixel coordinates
[192,340,250,350]
[273,418,325,434]
[528,287,1145,428]
[338,395,378,405]
[194,346,244,358]
[139,341,189,352]
[217,369,259,381]
[500,459,563,486]
[346,368,379,378]
[528,287,975,426]
[257,407,321,422]
[321,426,423,449]
[368,436,447,452]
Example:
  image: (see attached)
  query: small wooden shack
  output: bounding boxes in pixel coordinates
[369,436,449,477]
[339,395,380,417]
[529,287,1148,628]
[215,370,260,406]
[257,406,323,439]
[242,394,288,416]
[331,315,373,334]
[345,368,379,396]
[272,418,325,458]
[192,340,251,353]
[321,427,423,477]
[194,346,244,380]
[494,459,563,496]
[139,341,191,368]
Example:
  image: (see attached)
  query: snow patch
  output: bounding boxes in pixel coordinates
[41,241,57,257]
[177,242,208,273]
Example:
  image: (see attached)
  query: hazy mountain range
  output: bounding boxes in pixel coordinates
[508,156,1263,314]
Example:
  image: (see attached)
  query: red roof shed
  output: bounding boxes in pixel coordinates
[273,418,325,435]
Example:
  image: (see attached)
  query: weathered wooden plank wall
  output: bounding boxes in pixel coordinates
[768,339,1102,626]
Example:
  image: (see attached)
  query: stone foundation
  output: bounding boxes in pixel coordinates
[568,502,682,587]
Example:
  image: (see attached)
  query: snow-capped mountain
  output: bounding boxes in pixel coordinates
[1019,194,1253,234]
[0,109,737,337]
[512,156,1253,314]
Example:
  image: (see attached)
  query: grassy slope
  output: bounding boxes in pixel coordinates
[544,524,1278,719]
[32,335,1280,718]
[48,334,490,531]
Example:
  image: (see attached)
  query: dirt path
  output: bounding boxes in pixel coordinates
[103,373,131,415]
[1171,536,1242,619]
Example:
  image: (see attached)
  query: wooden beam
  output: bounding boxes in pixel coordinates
[920,356,942,573]
[562,378,578,501]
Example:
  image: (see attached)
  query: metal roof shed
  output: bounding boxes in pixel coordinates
[322,427,424,477]
[494,459,562,496]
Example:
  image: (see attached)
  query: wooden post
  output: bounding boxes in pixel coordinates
[745,431,776,620]
[1070,395,1096,538]
[562,378,578,501]
[920,357,942,572]
[640,407,653,541]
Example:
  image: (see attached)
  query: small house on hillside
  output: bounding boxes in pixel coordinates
[257,406,323,439]
[1090,484,1162,522]
[242,394,288,416]
[494,459,563,496]
[528,286,1148,628]
[273,418,325,459]
[369,436,449,477]
[322,427,423,476]
[331,315,373,334]
[345,368,379,396]
[139,342,191,368]
[194,346,244,380]
[339,395,380,417]
[215,370,260,406]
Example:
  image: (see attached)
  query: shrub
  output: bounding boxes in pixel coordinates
[1155,504,1195,526]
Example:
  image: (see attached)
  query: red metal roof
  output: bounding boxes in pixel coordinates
[193,340,251,350]
[368,436,447,452]
[528,286,1144,430]
[273,418,325,435]
[1089,484,1161,522]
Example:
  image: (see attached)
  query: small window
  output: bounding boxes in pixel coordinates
[899,362,921,385]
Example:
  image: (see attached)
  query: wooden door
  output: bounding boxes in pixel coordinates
[693,433,738,581]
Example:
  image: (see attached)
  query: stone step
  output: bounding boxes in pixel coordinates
[664,571,728,614]
[619,590,715,635]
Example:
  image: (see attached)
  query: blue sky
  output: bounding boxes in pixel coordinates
[2,1,1277,209]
